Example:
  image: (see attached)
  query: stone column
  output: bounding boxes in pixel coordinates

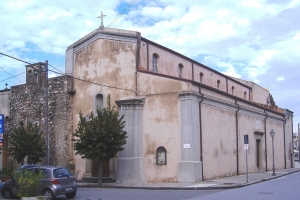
[178,91,202,182]
[115,96,145,184]
[85,159,92,177]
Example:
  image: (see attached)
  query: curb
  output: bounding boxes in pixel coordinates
[77,169,300,190]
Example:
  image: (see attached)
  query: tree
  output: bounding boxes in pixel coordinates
[9,120,45,164]
[73,95,127,187]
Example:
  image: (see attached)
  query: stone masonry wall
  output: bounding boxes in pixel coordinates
[9,76,74,168]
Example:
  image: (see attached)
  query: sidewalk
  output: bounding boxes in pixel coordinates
[78,162,300,190]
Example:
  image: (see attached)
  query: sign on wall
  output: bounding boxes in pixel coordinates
[0,114,3,134]
[0,114,4,147]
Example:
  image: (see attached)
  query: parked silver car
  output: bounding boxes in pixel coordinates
[0,166,78,199]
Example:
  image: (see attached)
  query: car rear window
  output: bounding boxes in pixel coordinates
[53,167,72,178]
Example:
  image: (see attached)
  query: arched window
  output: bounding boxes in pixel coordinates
[244,92,247,100]
[217,80,221,89]
[232,86,235,95]
[156,146,166,165]
[178,64,183,77]
[95,93,104,113]
[152,53,159,72]
[34,70,38,83]
[200,72,204,83]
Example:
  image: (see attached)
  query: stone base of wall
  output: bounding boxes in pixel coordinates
[178,161,202,183]
[116,157,145,184]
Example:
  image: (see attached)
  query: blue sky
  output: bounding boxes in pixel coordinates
[0,0,299,132]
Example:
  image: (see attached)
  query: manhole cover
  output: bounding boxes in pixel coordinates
[222,183,235,185]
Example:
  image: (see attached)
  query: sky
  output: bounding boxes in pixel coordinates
[0,0,299,132]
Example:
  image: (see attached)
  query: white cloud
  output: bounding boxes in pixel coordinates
[1,0,300,131]
[276,76,284,81]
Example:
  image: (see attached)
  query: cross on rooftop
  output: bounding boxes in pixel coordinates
[97,11,106,29]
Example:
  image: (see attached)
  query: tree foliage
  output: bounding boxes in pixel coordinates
[9,120,45,164]
[73,95,127,187]
[14,169,45,197]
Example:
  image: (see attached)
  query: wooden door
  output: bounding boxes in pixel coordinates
[91,159,109,177]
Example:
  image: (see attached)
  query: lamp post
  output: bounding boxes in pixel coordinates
[270,129,276,176]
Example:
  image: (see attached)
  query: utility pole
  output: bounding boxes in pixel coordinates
[45,60,49,165]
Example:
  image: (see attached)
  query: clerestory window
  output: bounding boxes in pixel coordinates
[200,72,204,83]
[178,64,183,77]
[152,53,159,72]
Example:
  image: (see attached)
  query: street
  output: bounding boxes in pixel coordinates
[1,171,300,199]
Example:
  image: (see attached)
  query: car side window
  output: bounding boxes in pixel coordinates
[53,168,72,178]
[34,168,47,175]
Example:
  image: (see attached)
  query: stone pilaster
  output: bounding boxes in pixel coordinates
[115,96,145,184]
[178,91,202,182]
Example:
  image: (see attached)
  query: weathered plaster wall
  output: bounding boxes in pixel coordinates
[0,90,10,115]
[201,93,237,180]
[200,88,286,180]
[193,64,227,92]
[284,110,294,168]
[9,76,74,168]
[68,27,292,183]
[231,77,270,104]
[139,39,251,100]
[265,114,285,170]
[227,79,250,100]
[72,38,137,179]
[137,72,190,182]
[237,104,266,174]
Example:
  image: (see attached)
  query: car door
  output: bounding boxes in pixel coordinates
[33,168,48,195]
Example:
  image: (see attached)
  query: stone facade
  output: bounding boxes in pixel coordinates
[8,76,74,168]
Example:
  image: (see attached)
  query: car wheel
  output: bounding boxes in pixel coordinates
[43,189,55,200]
[65,191,76,198]
[2,188,13,199]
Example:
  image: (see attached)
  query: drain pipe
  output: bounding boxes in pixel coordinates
[235,98,240,175]
[198,86,204,180]
[283,115,286,169]
[264,110,268,171]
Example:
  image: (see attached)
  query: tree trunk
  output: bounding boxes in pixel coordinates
[97,157,103,187]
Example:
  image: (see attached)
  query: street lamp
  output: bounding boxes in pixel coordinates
[270,129,276,176]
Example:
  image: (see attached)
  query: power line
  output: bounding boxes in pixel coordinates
[106,0,138,28]
[0,52,43,76]
[48,63,65,75]
[0,72,25,82]
[0,52,136,94]
[0,66,23,82]
[48,69,64,76]
[0,52,31,65]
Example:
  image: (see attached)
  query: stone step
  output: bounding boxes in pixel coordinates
[81,176,114,183]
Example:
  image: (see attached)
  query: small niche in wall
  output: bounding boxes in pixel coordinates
[156,146,166,165]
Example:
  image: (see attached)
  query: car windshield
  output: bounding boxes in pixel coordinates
[53,167,72,178]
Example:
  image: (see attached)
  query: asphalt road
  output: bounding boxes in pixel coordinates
[190,171,300,200]
[1,171,300,199]
[59,188,221,200]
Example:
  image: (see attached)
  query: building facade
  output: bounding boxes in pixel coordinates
[65,27,294,183]
[1,27,294,184]
[1,63,75,171]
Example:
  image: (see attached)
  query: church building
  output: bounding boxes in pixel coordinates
[65,26,294,183]
[1,24,294,184]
